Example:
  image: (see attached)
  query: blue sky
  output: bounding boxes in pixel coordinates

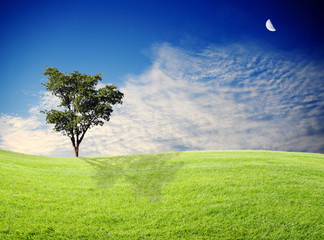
[1,0,324,156]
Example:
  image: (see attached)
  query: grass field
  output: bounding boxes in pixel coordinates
[0,149,323,239]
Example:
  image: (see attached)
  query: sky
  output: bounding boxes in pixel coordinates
[1,0,324,157]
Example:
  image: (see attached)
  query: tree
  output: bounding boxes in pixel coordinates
[41,66,124,157]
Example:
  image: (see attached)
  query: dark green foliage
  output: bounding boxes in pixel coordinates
[41,66,124,156]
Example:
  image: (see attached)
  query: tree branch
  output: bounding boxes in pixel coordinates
[78,116,97,145]
[70,129,76,148]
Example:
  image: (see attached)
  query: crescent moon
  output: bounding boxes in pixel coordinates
[266,19,276,32]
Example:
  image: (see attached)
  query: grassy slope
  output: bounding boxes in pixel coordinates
[0,149,323,239]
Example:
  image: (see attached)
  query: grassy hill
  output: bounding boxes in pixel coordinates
[0,149,323,239]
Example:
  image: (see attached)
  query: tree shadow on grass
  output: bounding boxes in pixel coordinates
[82,152,184,200]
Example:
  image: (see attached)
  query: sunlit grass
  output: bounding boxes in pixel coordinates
[0,149,323,239]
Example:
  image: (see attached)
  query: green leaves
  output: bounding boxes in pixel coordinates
[43,109,76,135]
[41,66,124,156]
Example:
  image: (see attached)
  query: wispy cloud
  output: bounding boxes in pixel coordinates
[1,43,324,156]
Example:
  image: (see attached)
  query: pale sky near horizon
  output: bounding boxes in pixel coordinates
[1,0,324,157]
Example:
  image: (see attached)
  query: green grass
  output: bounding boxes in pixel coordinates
[0,149,323,239]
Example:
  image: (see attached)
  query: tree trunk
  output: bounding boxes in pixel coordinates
[74,146,79,157]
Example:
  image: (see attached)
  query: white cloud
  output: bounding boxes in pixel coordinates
[0,114,71,156]
[1,43,324,156]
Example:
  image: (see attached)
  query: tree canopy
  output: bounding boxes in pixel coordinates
[41,66,124,157]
